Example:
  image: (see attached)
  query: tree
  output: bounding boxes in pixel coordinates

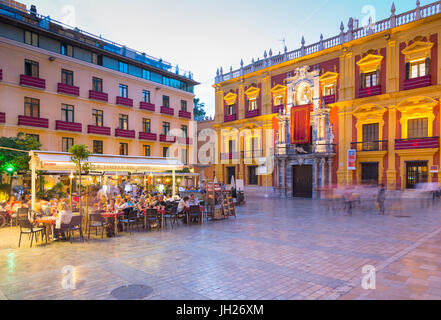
[69,144,90,215]
[193,97,207,121]
[0,133,41,195]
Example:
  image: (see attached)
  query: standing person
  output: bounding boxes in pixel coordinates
[377,184,386,215]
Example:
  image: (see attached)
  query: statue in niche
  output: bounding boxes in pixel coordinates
[328,124,335,144]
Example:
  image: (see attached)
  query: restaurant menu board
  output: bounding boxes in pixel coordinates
[206,183,222,192]
[236,179,244,191]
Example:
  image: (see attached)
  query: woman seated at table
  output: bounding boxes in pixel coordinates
[153,195,167,207]
[126,195,135,207]
[53,202,73,241]
[136,197,147,213]
[107,198,118,213]
[177,196,189,215]
[96,195,108,211]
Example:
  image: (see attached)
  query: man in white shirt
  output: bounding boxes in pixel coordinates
[54,202,73,240]
[177,196,189,214]
[188,194,199,206]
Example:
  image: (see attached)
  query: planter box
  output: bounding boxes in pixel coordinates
[116,96,133,107]
[322,94,336,105]
[20,74,46,89]
[18,115,49,128]
[159,134,176,143]
[224,114,237,122]
[89,90,108,102]
[160,106,174,116]
[57,83,80,96]
[0,112,5,123]
[140,102,155,112]
[395,137,439,150]
[178,110,192,119]
[403,75,432,91]
[245,109,260,119]
[272,104,284,114]
[115,128,135,139]
[87,125,111,136]
[139,132,157,141]
[357,85,381,99]
[55,120,82,132]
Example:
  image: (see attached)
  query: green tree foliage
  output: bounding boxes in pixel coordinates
[69,144,90,214]
[193,97,207,121]
[0,133,41,174]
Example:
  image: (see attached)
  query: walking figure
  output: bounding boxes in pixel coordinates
[377,184,386,215]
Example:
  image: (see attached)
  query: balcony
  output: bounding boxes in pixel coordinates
[116,96,133,107]
[322,94,336,105]
[395,137,439,150]
[358,85,381,99]
[18,115,49,128]
[0,69,2,81]
[273,104,284,114]
[89,90,108,102]
[403,74,432,91]
[178,110,192,119]
[224,114,237,122]
[57,83,80,96]
[159,135,176,143]
[178,137,192,145]
[220,152,240,160]
[87,125,111,136]
[115,128,135,139]
[351,140,388,152]
[55,120,82,132]
[140,102,155,112]
[0,112,5,123]
[242,150,263,159]
[160,106,174,116]
[20,75,46,89]
[245,109,260,119]
[139,132,157,141]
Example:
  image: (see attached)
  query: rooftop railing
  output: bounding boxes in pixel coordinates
[215,1,441,84]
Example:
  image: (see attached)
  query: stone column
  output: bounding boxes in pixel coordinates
[328,158,333,187]
[313,158,318,196]
[321,158,326,188]
[281,159,286,198]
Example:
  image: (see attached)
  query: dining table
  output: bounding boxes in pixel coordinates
[101,211,125,235]
[142,207,166,229]
[34,216,56,242]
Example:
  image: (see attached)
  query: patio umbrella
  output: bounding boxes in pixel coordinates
[231,176,236,189]
[213,176,218,183]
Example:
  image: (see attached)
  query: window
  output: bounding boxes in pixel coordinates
[227,104,235,116]
[162,147,169,158]
[119,61,128,73]
[24,30,38,46]
[228,139,236,154]
[162,95,170,107]
[92,109,103,127]
[181,100,187,112]
[61,43,73,57]
[24,97,40,117]
[26,134,39,142]
[163,77,170,86]
[363,71,378,88]
[248,166,258,185]
[142,90,151,103]
[408,118,428,139]
[24,59,39,77]
[119,143,128,156]
[61,104,74,122]
[142,118,151,133]
[323,85,335,96]
[181,148,187,165]
[142,69,150,80]
[274,96,284,106]
[143,145,151,157]
[410,60,428,79]
[119,114,129,130]
[362,123,379,151]
[61,69,73,86]
[92,77,103,92]
[162,122,170,135]
[93,140,103,154]
[92,53,103,66]
[62,137,74,152]
[181,125,188,138]
[119,84,128,98]
[248,99,258,111]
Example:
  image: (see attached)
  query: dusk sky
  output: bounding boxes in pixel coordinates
[20,0,422,116]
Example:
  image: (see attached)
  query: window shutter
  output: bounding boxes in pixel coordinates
[376,69,380,86]
[360,73,365,89]
[405,62,410,80]
[425,58,430,76]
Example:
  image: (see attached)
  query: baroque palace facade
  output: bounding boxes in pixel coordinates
[212,1,441,198]
[0,1,197,164]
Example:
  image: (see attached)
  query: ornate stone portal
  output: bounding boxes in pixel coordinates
[274,66,336,199]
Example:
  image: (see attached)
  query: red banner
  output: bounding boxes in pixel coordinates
[272,116,279,145]
[290,105,311,144]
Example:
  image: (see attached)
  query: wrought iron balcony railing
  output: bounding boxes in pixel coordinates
[351,140,388,152]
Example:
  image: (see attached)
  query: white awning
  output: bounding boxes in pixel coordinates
[30,151,184,172]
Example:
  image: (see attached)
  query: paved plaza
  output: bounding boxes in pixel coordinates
[1,196,441,300]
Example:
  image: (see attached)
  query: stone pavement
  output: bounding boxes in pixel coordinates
[1,197,441,300]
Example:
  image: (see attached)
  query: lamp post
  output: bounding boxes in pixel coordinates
[69,171,74,211]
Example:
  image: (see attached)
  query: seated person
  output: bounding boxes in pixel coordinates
[126,195,135,207]
[53,202,73,240]
[97,195,108,211]
[177,196,189,214]
[118,198,130,211]
[153,195,167,207]
[107,199,118,213]
[188,194,199,206]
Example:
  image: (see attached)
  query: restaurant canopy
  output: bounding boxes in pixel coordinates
[29,151,184,209]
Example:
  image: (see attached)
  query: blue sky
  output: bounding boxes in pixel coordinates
[19,0,422,116]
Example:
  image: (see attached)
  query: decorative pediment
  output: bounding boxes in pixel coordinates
[271,84,287,94]
[224,92,238,106]
[244,86,260,100]
[353,104,386,119]
[319,72,339,85]
[356,54,384,73]
[401,41,434,62]
[397,96,437,112]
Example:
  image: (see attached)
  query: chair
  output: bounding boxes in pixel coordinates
[67,215,84,243]
[120,209,139,234]
[145,208,160,230]
[87,213,106,239]
[17,217,45,248]
[11,207,29,226]
[188,205,202,224]
[164,205,177,229]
